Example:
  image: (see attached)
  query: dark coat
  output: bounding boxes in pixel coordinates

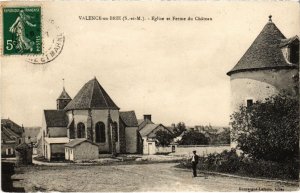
[191,154,199,164]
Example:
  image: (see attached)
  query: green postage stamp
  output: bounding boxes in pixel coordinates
[3,7,42,55]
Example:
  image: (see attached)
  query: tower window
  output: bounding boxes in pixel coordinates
[77,122,85,138]
[289,42,299,64]
[247,99,253,107]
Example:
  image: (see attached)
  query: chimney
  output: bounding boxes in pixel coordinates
[144,114,152,121]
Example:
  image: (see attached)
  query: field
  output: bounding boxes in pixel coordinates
[11,163,298,192]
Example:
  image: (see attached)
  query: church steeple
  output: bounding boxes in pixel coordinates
[57,79,72,110]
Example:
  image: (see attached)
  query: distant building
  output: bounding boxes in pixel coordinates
[227,16,299,146]
[1,119,24,157]
[138,115,173,155]
[40,77,140,161]
[24,127,41,144]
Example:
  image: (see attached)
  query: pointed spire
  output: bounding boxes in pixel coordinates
[62,78,65,90]
[57,78,72,100]
[268,15,272,22]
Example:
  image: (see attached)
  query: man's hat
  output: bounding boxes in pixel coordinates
[193,150,196,153]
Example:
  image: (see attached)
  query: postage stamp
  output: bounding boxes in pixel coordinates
[2,7,42,55]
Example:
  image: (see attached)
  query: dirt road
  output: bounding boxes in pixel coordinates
[12,163,298,192]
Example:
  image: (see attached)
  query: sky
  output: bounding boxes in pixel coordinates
[1,1,300,127]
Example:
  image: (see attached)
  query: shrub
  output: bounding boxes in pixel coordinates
[203,149,240,173]
[230,92,299,162]
[178,149,298,180]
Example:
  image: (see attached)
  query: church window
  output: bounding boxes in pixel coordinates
[77,122,85,138]
[95,122,105,143]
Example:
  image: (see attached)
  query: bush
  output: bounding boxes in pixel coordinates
[204,149,240,173]
[239,158,298,180]
[178,149,298,180]
[230,92,299,162]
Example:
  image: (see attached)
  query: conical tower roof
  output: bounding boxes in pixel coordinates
[227,16,298,76]
[57,88,72,100]
[64,77,119,110]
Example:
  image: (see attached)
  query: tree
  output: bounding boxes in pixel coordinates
[230,92,299,162]
[179,130,210,145]
[173,122,186,137]
[155,130,173,147]
[216,127,231,144]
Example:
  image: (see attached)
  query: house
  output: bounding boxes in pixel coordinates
[227,16,299,147]
[24,127,41,144]
[40,77,140,161]
[65,139,99,161]
[137,114,153,130]
[138,115,173,154]
[1,119,24,157]
[173,131,186,143]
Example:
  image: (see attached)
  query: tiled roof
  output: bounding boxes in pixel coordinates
[64,77,119,111]
[1,126,20,142]
[57,88,72,100]
[44,110,68,127]
[120,111,138,127]
[65,138,98,148]
[1,119,23,135]
[139,124,159,137]
[227,20,298,76]
[139,123,172,138]
[279,36,299,47]
[137,119,154,130]
[137,119,144,126]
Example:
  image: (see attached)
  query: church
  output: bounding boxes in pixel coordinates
[40,77,140,161]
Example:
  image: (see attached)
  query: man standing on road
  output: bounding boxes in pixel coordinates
[191,150,199,177]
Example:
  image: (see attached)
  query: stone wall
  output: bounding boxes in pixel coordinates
[48,127,67,137]
[125,127,138,153]
[171,145,231,157]
[66,109,120,153]
[73,142,99,161]
[230,68,298,112]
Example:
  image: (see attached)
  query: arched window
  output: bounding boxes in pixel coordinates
[95,122,105,143]
[77,122,85,138]
[113,122,118,142]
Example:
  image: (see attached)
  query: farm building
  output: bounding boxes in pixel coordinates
[138,117,173,155]
[227,16,299,147]
[1,119,24,157]
[227,16,299,113]
[65,139,99,161]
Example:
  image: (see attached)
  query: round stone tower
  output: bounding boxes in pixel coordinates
[227,16,299,113]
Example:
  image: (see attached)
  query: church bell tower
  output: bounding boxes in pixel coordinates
[57,79,72,110]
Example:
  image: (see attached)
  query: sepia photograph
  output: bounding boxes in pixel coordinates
[1,1,299,192]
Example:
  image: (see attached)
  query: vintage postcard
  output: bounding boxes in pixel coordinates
[1,1,299,192]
